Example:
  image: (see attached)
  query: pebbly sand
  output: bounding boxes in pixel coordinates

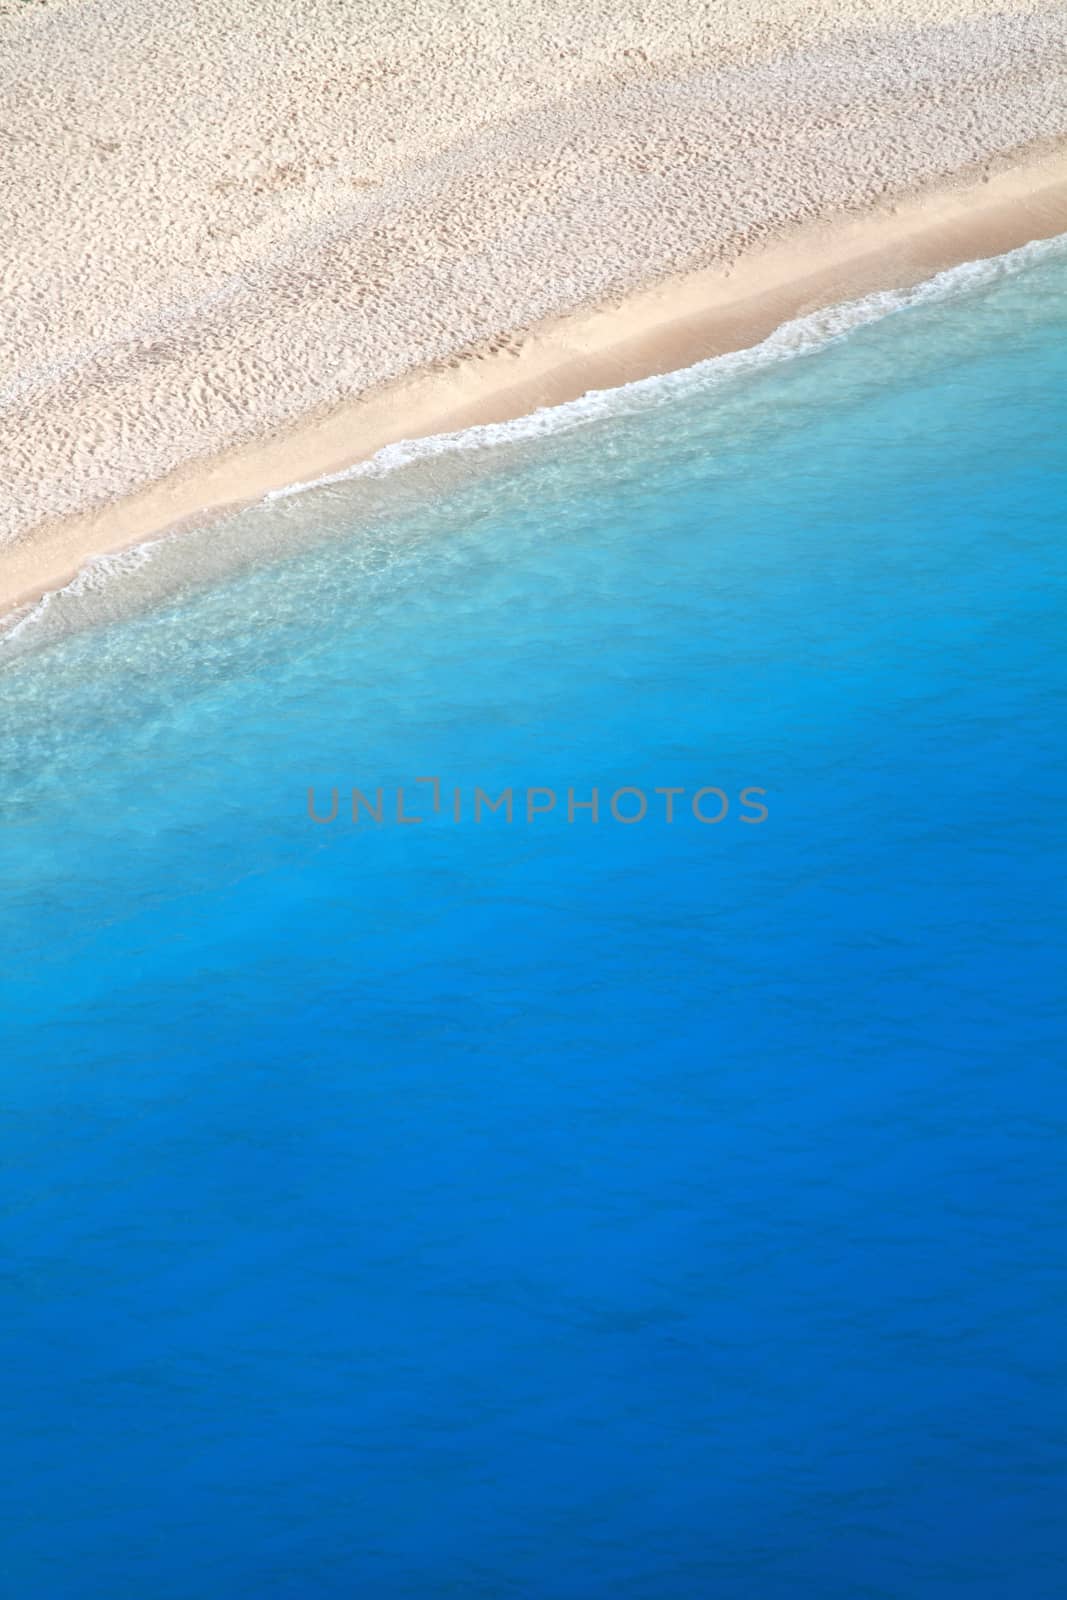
[2,0,1067,610]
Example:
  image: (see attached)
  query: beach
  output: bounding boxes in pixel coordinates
[2,0,1067,610]
[6,4,1067,1588]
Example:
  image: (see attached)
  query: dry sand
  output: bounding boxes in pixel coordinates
[2,0,1067,609]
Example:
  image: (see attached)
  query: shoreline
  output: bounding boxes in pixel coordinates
[4,143,1067,620]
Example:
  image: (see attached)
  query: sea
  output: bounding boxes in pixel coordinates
[1,236,1065,1598]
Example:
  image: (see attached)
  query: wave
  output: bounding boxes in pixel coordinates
[0,540,160,649]
[265,228,1067,500]
[4,226,1065,657]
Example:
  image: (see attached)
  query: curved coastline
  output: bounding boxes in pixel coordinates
[4,0,1067,623]
[3,143,1067,634]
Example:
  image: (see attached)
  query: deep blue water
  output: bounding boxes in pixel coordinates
[2,242,1066,1598]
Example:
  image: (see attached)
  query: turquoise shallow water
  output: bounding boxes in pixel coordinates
[2,241,1066,1597]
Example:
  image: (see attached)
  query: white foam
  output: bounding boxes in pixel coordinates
[5,227,1064,654]
[266,229,1067,502]
[1,540,159,647]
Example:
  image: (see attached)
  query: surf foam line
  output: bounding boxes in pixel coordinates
[4,226,1065,656]
[0,540,161,649]
[265,228,1067,503]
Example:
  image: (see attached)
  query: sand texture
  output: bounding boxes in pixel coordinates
[2,0,1067,568]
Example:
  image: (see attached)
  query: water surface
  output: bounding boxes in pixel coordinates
[2,241,1066,1598]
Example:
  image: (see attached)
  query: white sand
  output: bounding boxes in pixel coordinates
[2,0,1067,592]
